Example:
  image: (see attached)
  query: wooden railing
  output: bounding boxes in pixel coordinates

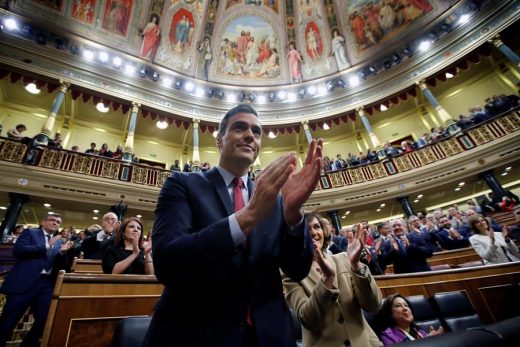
[1,109,519,190]
[70,258,103,273]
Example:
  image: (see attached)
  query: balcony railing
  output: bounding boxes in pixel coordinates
[0,109,519,190]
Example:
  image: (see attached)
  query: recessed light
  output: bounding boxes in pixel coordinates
[458,182,465,186]
[43,203,51,208]
[268,130,277,139]
[136,214,142,218]
[112,56,122,67]
[455,187,461,191]
[256,95,267,103]
[345,211,351,215]
[156,120,168,129]
[99,51,109,62]
[417,194,423,198]
[458,14,470,25]
[92,216,99,220]
[501,172,508,176]
[48,211,55,214]
[83,49,94,61]
[322,123,330,130]
[349,76,360,87]
[0,206,7,210]
[4,18,18,31]
[418,40,432,52]
[376,208,381,212]
[380,203,386,207]
[413,199,419,203]
[505,167,511,171]
[341,215,346,219]
[25,83,41,94]
[445,72,454,79]
[93,209,99,213]
[212,130,218,138]
[96,102,109,113]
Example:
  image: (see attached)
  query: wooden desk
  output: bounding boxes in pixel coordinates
[71,258,103,273]
[41,271,163,347]
[375,262,520,323]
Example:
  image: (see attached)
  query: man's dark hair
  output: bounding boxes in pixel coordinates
[217,104,259,138]
[44,213,62,220]
[377,223,388,232]
[15,124,26,131]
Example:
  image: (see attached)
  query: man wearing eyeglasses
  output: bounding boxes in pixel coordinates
[0,213,73,347]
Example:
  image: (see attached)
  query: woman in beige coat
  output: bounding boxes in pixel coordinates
[283,213,383,347]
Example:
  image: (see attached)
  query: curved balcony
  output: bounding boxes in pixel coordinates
[0,108,518,214]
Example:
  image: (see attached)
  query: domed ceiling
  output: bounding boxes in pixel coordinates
[1,0,518,124]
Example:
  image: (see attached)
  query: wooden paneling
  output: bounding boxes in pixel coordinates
[71,258,103,273]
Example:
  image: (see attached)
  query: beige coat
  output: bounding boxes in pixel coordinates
[283,253,383,347]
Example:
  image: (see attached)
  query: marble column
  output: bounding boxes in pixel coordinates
[301,120,312,144]
[192,119,201,172]
[490,35,520,66]
[0,193,29,242]
[480,170,508,201]
[356,107,381,148]
[397,196,415,218]
[327,210,342,235]
[35,80,70,145]
[123,102,140,162]
[416,80,454,124]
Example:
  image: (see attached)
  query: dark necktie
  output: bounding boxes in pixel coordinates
[233,177,245,212]
[233,177,253,327]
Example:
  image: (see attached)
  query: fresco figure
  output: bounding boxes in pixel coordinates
[257,39,271,64]
[287,43,303,83]
[350,11,367,47]
[72,0,95,24]
[104,0,131,36]
[174,15,191,53]
[245,36,259,68]
[306,27,321,60]
[197,37,212,80]
[140,14,161,61]
[330,28,349,70]
[256,48,279,77]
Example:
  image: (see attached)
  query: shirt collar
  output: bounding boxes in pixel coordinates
[216,166,249,192]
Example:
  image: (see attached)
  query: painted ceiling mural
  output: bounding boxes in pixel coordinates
[11,0,459,86]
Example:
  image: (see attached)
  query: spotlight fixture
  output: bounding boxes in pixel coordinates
[212,130,218,138]
[151,70,160,81]
[326,81,335,91]
[83,49,94,61]
[268,92,275,102]
[358,70,367,80]
[174,80,183,89]
[99,51,109,62]
[287,92,297,101]
[458,182,465,186]
[25,83,41,94]
[257,94,266,103]
[392,54,401,64]
[156,120,168,129]
[454,187,461,191]
[413,199,420,203]
[418,40,432,52]
[96,102,109,113]
[277,90,287,100]
[125,63,136,75]
[349,76,360,87]
[458,14,470,25]
[505,166,512,171]
[322,123,330,130]
[53,37,66,49]
[267,130,277,139]
[380,104,388,112]
[113,56,122,67]
[70,44,79,55]
[336,79,345,88]
[383,60,392,70]
[93,209,99,213]
[368,65,377,74]
[184,81,194,92]
[136,214,142,218]
[43,203,51,208]
[298,88,306,98]
[248,93,256,102]
[376,208,381,212]
[207,88,214,97]
[162,77,173,87]
[92,216,99,220]
[317,85,327,96]
[216,90,224,100]
[195,87,205,97]
[380,203,386,207]
[238,92,245,102]
[402,47,411,55]
[4,18,19,31]
[445,72,454,79]
[307,85,316,96]
[139,66,147,78]
[417,194,423,198]
[226,93,237,102]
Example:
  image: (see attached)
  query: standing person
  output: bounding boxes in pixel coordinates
[143,104,323,347]
[0,214,73,347]
[102,217,153,275]
[283,214,383,347]
[139,13,161,61]
[81,212,120,259]
[287,42,303,83]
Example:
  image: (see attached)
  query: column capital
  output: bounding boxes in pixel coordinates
[58,80,71,93]
[488,35,503,48]
[192,118,200,128]
[415,80,427,90]
[300,119,309,128]
[355,107,366,116]
[131,102,141,113]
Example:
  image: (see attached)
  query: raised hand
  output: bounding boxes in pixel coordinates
[347,223,366,271]
[502,226,511,239]
[313,240,335,288]
[281,138,323,225]
[427,325,444,336]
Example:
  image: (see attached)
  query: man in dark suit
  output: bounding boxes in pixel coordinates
[144,104,323,347]
[0,213,73,347]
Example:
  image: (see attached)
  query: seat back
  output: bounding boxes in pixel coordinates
[406,295,443,331]
[429,291,483,331]
[111,316,151,347]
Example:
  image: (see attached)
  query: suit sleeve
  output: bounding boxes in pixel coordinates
[12,230,46,259]
[152,173,238,284]
[278,205,313,281]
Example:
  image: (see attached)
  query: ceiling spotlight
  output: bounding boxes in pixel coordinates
[307,85,317,96]
[376,208,381,212]
[92,216,99,220]
[326,81,335,91]
[298,88,306,97]
[0,206,7,210]
[162,77,173,87]
[345,210,351,215]
[413,199,420,203]
[136,214,142,218]
[156,120,168,129]
[380,104,388,112]
[93,209,99,213]
[48,211,55,215]
[195,87,205,97]
[83,49,94,61]
[417,194,423,198]
[99,51,109,62]
[139,66,147,78]
[151,70,160,81]
[458,14,470,25]
[212,130,218,138]
[418,40,432,52]
[113,56,122,67]
[268,92,275,102]
[349,76,360,87]
[341,215,346,219]
[402,47,412,55]
[322,123,330,130]
[216,90,225,100]
[501,172,508,176]
[25,83,41,94]
[238,92,246,102]
[392,54,401,64]
[185,81,194,92]
[383,60,392,70]
[257,94,266,103]
[277,90,287,100]
[317,85,327,96]
[287,92,297,101]
[226,93,237,102]
[70,44,79,55]
[43,203,51,208]
[248,93,256,102]
[96,102,109,113]
[4,18,19,31]
[207,88,215,97]
[454,187,461,191]
[458,182,465,186]
[336,79,345,88]
[368,65,377,74]
[445,72,454,79]
[175,80,183,89]
[505,166,512,171]
[380,203,386,207]
[268,130,277,139]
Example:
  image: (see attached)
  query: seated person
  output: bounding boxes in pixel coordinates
[102,217,153,274]
[48,133,63,149]
[98,143,113,158]
[408,215,441,252]
[85,142,97,154]
[374,294,444,345]
[81,212,119,259]
[467,215,519,264]
[282,213,383,347]
[112,145,124,159]
[7,124,27,140]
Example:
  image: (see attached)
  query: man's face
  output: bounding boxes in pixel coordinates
[42,216,62,233]
[439,217,451,229]
[391,221,405,237]
[379,224,390,236]
[217,112,261,169]
[102,213,118,233]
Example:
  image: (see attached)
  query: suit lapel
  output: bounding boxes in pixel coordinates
[206,168,234,216]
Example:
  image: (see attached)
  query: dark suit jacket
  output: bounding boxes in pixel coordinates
[332,235,348,252]
[148,168,313,347]
[380,235,432,274]
[0,227,67,295]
